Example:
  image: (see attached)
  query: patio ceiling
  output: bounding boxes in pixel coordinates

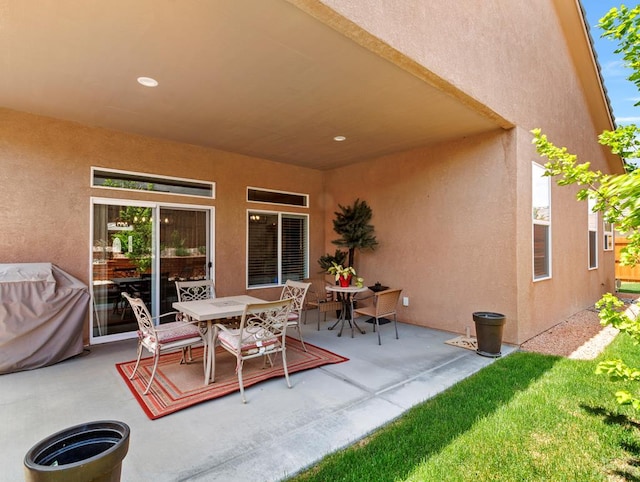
[0,0,508,170]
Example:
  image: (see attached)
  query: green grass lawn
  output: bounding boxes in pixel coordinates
[289,334,640,481]
[619,281,640,293]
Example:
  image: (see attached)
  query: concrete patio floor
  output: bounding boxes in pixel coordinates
[1,317,516,481]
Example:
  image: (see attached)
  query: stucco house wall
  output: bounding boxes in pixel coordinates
[324,129,520,341]
[314,0,622,343]
[0,108,326,341]
[0,0,623,346]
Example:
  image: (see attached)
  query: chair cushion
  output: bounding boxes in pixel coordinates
[153,321,201,344]
[218,327,279,355]
[287,312,299,322]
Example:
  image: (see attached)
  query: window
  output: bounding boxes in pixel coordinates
[247,211,308,287]
[532,163,551,280]
[588,198,598,269]
[92,167,215,199]
[603,221,614,251]
[247,187,308,207]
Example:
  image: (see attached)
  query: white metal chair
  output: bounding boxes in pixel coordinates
[303,277,343,331]
[353,288,402,345]
[213,298,293,403]
[175,279,217,365]
[279,280,311,351]
[122,293,203,395]
[175,279,216,302]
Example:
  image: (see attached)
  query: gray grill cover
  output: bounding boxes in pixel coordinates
[0,263,88,374]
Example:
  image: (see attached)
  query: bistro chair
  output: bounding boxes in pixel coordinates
[175,279,217,362]
[279,279,311,351]
[353,288,402,345]
[175,279,216,302]
[214,298,294,403]
[122,293,203,395]
[303,277,343,331]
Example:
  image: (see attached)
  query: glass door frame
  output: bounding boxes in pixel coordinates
[89,197,215,345]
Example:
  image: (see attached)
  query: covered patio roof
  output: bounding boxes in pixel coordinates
[1,0,510,170]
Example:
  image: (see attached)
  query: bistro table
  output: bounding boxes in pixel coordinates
[326,285,369,338]
[173,295,265,384]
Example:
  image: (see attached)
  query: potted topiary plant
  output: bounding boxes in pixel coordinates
[331,198,378,269]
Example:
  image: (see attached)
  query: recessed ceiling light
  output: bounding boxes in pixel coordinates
[137,76,159,87]
[333,135,346,142]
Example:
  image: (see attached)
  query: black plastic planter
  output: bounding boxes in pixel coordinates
[473,312,505,358]
[24,420,130,482]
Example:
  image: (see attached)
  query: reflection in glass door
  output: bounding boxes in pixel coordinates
[91,201,155,341]
[91,200,213,343]
[159,207,210,314]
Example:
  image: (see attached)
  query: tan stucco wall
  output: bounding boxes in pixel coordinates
[515,127,616,343]
[0,108,325,341]
[316,0,595,136]
[323,129,521,341]
[0,1,622,346]
[321,125,615,345]
[313,0,620,344]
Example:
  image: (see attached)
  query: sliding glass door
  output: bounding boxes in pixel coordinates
[91,199,213,343]
[158,207,211,314]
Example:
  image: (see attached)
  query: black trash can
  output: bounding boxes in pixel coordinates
[24,420,130,482]
[473,312,506,358]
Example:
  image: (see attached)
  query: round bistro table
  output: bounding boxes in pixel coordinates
[325,285,369,337]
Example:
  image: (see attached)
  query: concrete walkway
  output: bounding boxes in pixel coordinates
[1,318,516,481]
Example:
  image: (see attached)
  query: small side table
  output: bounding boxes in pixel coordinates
[326,285,368,337]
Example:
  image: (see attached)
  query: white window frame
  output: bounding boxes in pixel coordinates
[246,209,309,289]
[91,167,216,199]
[532,162,552,281]
[90,197,215,345]
[603,221,614,251]
[588,198,598,269]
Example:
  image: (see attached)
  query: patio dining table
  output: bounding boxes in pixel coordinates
[172,295,265,385]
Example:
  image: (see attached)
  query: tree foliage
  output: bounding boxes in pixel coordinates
[317,249,348,273]
[331,199,378,268]
[599,5,640,104]
[113,206,153,274]
[532,4,640,409]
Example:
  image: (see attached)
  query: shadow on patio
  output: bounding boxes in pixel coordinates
[1,319,516,481]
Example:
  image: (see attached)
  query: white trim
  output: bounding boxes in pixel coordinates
[532,162,552,281]
[603,221,614,251]
[588,198,598,270]
[89,197,215,345]
[246,208,309,289]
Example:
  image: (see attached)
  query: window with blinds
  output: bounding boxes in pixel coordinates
[532,163,551,280]
[247,211,308,287]
[588,198,598,269]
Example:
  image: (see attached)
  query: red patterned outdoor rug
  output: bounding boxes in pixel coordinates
[115,337,348,420]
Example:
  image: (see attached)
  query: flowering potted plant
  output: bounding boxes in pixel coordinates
[327,262,362,287]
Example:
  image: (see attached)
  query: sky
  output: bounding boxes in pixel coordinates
[581,0,640,126]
